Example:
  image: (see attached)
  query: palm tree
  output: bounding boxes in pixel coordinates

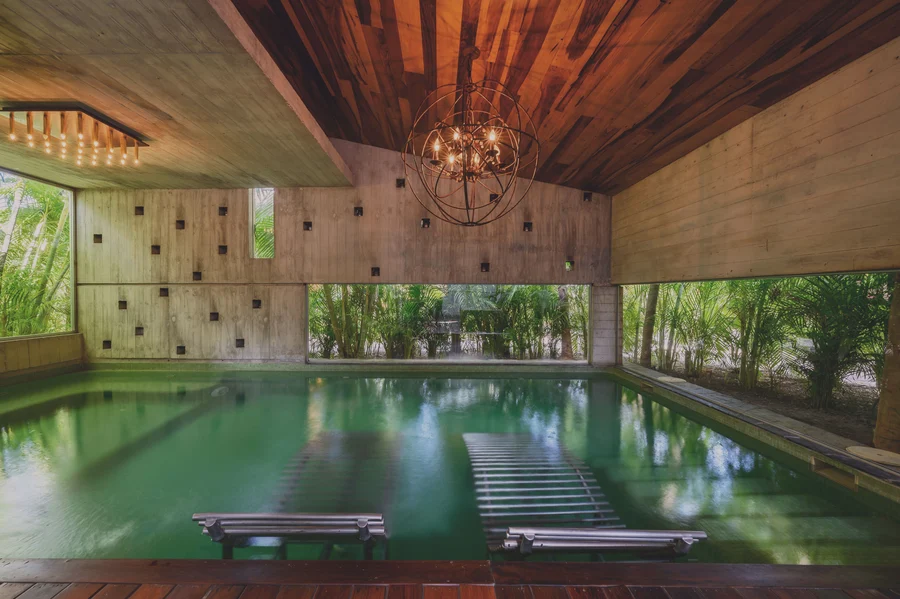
[639,284,658,366]
[783,274,891,409]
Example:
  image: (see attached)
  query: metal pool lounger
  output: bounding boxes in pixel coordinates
[192,512,386,559]
[463,433,707,559]
[494,527,707,556]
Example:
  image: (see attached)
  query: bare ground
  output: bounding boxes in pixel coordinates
[655,364,879,446]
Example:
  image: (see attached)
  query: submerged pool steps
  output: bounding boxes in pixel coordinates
[464,433,707,558]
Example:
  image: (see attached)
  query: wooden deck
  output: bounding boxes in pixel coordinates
[0,561,897,599]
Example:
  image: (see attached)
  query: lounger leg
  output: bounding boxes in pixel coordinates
[275,543,287,560]
[222,544,233,560]
[319,542,333,561]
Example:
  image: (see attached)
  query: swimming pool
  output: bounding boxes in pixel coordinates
[1,370,898,564]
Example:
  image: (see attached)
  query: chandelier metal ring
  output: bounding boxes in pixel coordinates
[401,49,540,227]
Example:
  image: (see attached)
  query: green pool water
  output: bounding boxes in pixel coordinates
[1,370,898,564]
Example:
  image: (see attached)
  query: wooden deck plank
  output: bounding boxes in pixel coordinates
[53,584,105,599]
[459,587,495,599]
[206,587,245,599]
[274,587,315,599]
[128,585,173,599]
[0,561,897,591]
[166,586,209,599]
[387,586,421,599]
[0,585,33,599]
[352,587,387,599]
[237,587,279,599]
[628,589,668,599]
[494,587,528,599]
[12,586,68,599]
[423,587,458,599]
[92,585,139,599]
[315,587,353,599]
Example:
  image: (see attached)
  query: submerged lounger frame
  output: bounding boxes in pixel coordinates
[192,512,386,559]
[495,527,708,557]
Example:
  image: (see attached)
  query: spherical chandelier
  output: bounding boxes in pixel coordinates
[402,47,540,226]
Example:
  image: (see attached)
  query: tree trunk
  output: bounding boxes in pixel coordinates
[34,202,69,308]
[665,283,685,370]
[874,273,900,452]
[559,286,574,360]
[640,284,660,367]
[0,180,25,279]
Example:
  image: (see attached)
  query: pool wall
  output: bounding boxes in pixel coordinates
[0,333,85,380]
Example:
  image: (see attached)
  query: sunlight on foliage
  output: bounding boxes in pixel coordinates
[0,172,72,338]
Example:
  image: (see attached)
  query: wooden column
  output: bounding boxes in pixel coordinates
[874,273,900,452]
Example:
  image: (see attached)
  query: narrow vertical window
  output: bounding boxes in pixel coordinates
[250,188,275,259]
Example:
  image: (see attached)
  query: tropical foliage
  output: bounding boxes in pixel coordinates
[0,173,72,338]
[308,284,589,360]
[251,188,275,259]
[624,273,895,409]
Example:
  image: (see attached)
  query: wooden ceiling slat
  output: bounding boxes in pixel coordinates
[230,0,900,193]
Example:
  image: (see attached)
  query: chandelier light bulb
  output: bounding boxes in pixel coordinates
[76,112,84,140]
[8,112,15,140]
[44,147,51,154]
[60,112,67,140]
[401,45,539,226]
[26,111,34,141]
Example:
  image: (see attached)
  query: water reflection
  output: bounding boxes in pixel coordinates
[0,373,897,564]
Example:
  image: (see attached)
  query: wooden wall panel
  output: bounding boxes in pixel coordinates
[77,140,611,285]
[612,37,900,285]
[77,285,305,362]
[0,333,84,377]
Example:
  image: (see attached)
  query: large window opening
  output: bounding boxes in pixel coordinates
[250,188,274,259]
[308,284,589,360]
[622,272,897,446]
[0,171,72,338]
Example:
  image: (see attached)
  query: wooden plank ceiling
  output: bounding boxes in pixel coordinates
[0,0,351,189]
[230,0,900,194]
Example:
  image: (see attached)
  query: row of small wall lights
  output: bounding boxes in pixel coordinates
[100,201,577,274]
[102,341,245,352]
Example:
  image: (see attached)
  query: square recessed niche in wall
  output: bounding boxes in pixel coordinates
[210,312,219,322]
[583,192,592,202]
[135,206,144,216]
[159,287,169,297]
[481,262,490,273]
[489,193,499,203]
[218,245,228,255]
[371,267,380,277]
[396,178,406,188]
[219,206,228,216]
[176,345,186,355]
[102,340,112,350]
[421,218,430,229]
[354,207,363,217]
[151,245,161,255]
[236,338,245,348]
[93,234,102,244]
[135,326,144,336]
[252,299,262,309]
[565,259,575,272]
[303,221,313,231]
[175,219,185,230]
[523,221,533,232]
[192,271,202,281]
[118,300,127,310]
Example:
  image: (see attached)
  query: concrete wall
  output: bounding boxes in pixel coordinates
[75,140,614,362]
[611,36,900,284]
